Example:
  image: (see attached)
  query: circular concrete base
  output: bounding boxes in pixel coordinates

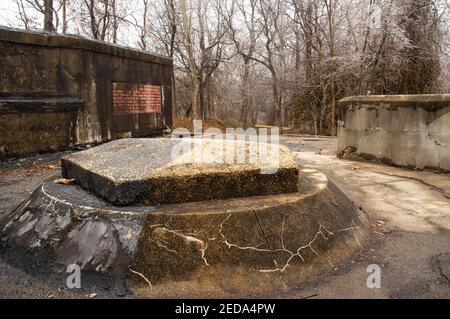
[0,169,368,297]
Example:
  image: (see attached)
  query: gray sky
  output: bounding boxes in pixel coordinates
[0,0,20,27]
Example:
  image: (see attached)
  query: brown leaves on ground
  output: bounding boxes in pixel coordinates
[55,178,75,185]
[0,161,61,182]
[371,219,389,235]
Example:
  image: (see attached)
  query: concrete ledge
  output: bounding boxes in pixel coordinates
[0,27,172,67]
[0,92,83,114]
[339,94,450,110]
[61,138,299,205]
[338,95,450,171]
[0,169,368,297]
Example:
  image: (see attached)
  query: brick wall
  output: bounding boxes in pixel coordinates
[113,82,161,114]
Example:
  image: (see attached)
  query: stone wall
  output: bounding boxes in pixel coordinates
[0,27,173,160]
[337,95,450,172]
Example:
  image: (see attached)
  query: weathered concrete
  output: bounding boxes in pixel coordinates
[131,169,368,296]
[0,27,173,160]
[61,138,299,205]
[0,179,144,278]
[0,92,82,158]
[337,95,450,171]
[2,136,448,298]
[0,167,368,296]
[279,135,450,299]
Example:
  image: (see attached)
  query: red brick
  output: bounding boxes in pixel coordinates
[113,82,161,114]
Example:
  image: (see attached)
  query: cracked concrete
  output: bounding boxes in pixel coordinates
[0,141,368,298]
[337,97,450,171]
[131,175,367,297]
[0,136,449,298]
[275,135,450,299]
[129,168,367,297]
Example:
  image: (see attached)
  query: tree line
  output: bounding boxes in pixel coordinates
[7,0,450,135]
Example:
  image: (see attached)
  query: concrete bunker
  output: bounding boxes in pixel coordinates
[0,27,173,160]
[0,137,368,297]
[337,95,450,172]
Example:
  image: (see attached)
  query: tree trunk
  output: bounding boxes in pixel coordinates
[43,0,54,32]
[325,0,337,136]
[191,80,200,120]
[112,0,118,44]
[62,0,67,33]
[199,74,206,121]
[270,68,282,133]
[240,59,251,126]
[207,78,213,119]
[330,79,337,136]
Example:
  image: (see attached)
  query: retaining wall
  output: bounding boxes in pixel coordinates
[0,27,173,159]
[337,95,450,171]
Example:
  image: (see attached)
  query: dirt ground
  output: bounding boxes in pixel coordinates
[0,136,449,299]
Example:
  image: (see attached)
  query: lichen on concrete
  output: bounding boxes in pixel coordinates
[62,138,299,205]
[0,166,368,296]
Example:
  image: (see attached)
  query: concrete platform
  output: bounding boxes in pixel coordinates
[0,168,368,296]
[61,138,299,205]
[1,136,449,298]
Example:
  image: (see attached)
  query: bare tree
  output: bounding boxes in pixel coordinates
[14,0,34,29]
[17,0,56,31]
[61,0,67,33]
[324,0,337,135]
[43,0,54,31]
[6,0,449,134]
[179,0,228,120]
[226,0,286,130]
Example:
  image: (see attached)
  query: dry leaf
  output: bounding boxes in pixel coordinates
[55,178,75,185]
[44,164,60,170]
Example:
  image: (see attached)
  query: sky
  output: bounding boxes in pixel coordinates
[0,0,141,49]
[0,0,21,27]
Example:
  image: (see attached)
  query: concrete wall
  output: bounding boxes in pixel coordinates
[337,95,450,172]
[0,27,173,159]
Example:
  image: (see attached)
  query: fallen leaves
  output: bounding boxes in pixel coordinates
[0,161,61,181]
[42,163,60,170]
[371,219,389,235]
[55,178,75,185]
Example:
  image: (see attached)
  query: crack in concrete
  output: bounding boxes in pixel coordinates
[425,111,450,147]
[252,210,273,251]
[156,240,178,255]
[219,214,271,252]
[218,213,362,273]
[258,215,333,273]
[153,226,210,266]
[369,171,450,200]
